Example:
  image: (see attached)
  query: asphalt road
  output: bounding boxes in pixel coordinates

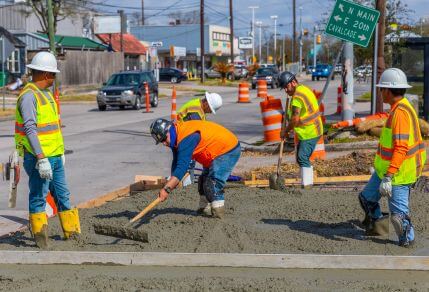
[0,78,371,212]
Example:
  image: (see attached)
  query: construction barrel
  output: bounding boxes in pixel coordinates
[260,96,283,143]
[237,83,251,103]
[257,80,268,99]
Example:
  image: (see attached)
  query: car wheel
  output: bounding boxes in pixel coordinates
[312,76,315,81]
[227,74,234,81]
[151,93,159,108]
[119,105,125,110]
[252,84,256,89]
[331,74,335,80]
[271,82,276,89]
[317,77,320,81]
[171,76,178,83]
[204,74,209,79]
[133,95,142,110]
[98,104,106,111]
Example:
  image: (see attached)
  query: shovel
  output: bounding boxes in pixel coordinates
[269,96,290,190]
[93,197,161,242]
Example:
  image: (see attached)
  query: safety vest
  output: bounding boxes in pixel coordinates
[176,120,238,167]
[15,83,64,157]
[288,84,323,140]
[374,98,426,185]
[177,98,205,122]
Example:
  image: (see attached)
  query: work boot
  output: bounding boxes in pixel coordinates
[197,196,212,216]
[29,212,49,249]
[58,208,81,239]
[366,215,389,236]
[211,200,225,219]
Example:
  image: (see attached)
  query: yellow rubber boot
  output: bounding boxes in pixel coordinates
[58,208,81,239]
[29,212,49,249]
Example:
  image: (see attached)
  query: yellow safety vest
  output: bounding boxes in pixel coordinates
[288,84,323,140]
[15,83,64,157]
[178,98,205,122]
[374,98,426,185]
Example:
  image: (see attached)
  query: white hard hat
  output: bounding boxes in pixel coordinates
[205,92,222,114]
[376,68,411,89]
[26,51,60,73]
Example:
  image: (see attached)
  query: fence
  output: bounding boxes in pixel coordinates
[57,51,124,86]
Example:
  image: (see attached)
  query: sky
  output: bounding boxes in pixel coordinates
[96,0,429,37]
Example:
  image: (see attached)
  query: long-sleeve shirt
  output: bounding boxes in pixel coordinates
[169,126,201,180]
[387,101,412,175]
[18,91,44,155]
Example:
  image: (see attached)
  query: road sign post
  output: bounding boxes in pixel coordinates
[325,0,380,47]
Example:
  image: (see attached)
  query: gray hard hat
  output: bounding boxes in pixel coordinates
[150,118,172,144]
[278,71,296,89]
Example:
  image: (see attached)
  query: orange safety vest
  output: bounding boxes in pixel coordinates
[176,120,238,167]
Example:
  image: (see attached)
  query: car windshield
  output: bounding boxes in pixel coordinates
[316,65,328,70]
[256,68,273,75]
[106,74,140,86]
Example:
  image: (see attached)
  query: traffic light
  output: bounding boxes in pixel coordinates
[316,35,321,44]
[303,29,309,36]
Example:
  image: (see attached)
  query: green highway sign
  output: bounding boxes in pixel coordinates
[325,0,380,47]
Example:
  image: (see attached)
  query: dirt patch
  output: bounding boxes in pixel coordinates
[0,183,427,255]
[241,151,375,179]
[0,265,428,291]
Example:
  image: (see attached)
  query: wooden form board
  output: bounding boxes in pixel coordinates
[0,251,428,270]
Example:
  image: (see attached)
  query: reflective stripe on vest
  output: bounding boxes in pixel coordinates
[374,98,426,185]
[178,98,205,122]
[15,83,64,157]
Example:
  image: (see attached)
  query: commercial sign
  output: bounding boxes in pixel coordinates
[325,0,380,47]
[169,46,186,57]
[93,16,121,34]
[238,37,253,49]
[151,41,163,47]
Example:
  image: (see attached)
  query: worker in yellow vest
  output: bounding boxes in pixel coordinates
[15,52,80,249]
[278,71,323,188]
[177,92,223,183]
[359,68,426,247]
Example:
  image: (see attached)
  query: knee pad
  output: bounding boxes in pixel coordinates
[202,177,217,202]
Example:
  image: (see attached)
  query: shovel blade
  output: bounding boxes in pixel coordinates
[93,223,148,243]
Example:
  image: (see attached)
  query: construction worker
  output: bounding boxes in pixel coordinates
[15,52,80,249]
[177,92,223,182]
[278,71,323,188]
[358,68,426,247]
[150,118,240,219]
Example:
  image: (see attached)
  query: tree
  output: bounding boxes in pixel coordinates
[20,0,88,34]
[167,9,208,25]
[213,62,233,84]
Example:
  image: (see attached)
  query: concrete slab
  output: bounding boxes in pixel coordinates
[0,210,28,237]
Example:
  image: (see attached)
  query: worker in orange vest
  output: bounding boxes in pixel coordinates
[150,118,241,219]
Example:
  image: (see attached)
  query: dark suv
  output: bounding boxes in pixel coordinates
[251,67,280,89]
[159,67,187,83]
[97,70,158,111]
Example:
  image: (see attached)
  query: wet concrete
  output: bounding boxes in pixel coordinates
[0,265,428,291]
[0,185,427,255]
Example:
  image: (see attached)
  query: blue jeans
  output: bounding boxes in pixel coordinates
[360,173,414,242]
[23,152,72,214]
[296,136,320,167]
[201,143,241,202]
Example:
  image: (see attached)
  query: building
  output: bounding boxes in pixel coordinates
[96,33,148,70]
[0,26,26,83]
[131,24,239,73]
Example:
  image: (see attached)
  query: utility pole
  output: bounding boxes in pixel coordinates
[200,0,205,82]
[313,25,317,67]
[292,0,296,63]
[141,0,145,25]
[256,21,262,63]
[47,0,55,54]
[118,10,124,53]
[229,0,234,64]
[282,34,285,70]
[248,6,259,64]
[271,15,278,65]
[342,42,354,121]
[375,0,386,113]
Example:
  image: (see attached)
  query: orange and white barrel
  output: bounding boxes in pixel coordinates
[171,86,177,120]
[237,83,251,103]
[260,97,283,142]
[45,192,58,218]
[310,136,326,161]
[257,80,268,99]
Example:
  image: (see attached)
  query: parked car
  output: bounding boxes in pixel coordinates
[97,70,158,111]
[251,67,280,89]
[159,67,187,83]
[312,64,334,81]
[204,66,221,79]
[228,65,248,80]
[306,65,315,75]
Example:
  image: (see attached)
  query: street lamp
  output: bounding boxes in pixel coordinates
[270,15,278,65]
[256,21,262,63]
[248,6,259,64]
[299,6,303,73]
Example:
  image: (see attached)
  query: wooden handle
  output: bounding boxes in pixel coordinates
[276,97,290,175]
[129,197,161,224]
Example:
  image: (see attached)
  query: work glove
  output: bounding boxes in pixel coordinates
[379,176,392,198]
[36,158,52,180]
[61,154,65,166]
